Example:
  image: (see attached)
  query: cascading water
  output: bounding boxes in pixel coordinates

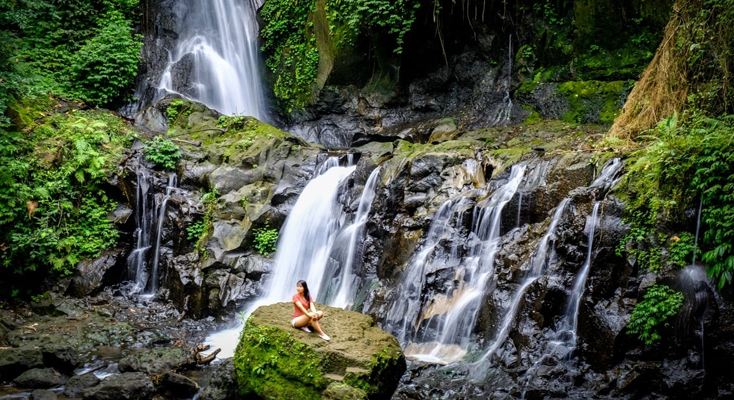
[321,167,382,308]
[126,168,178,295]
[206,157,361,357]
[480,198,571,362]
[384,165,526,363]
[127,169,152,291]
[491,35,513,125]
[156,0,266,118]
[262,160,357,303]
[148,173,178,294]
[557,201,601,348]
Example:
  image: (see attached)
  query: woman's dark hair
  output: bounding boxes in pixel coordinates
[297,280,311,308]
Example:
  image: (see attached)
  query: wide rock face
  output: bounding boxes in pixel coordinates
[234,303,406,400]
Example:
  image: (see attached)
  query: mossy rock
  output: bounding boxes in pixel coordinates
[234,303,406,400]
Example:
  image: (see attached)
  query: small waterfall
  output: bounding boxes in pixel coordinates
[491,35,513,125]
[516,192,523,228]
[557,201,601,348]
[127,169,152,291]
[480,198,571,362]
[148,173,178,294]
[692,196,703,267]
[384,165,526,363]
[590,158,624,194]
[324,167,382,308]
[156,0,266,118]
[679,265,709,369]
[125,168,178,295]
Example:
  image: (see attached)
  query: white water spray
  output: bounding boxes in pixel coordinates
[327,167,382,308]
[157,0,266,118]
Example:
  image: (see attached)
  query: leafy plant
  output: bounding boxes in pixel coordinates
[189,187,219,252]
[1,0,142,108]
[627,284,684,345]
[618,113,734,287]
[669,232,697,268]
[166,99,192,126]
[186,220,207,241]
[0,108,129,295]
[144,136,181,170]
[253,221,278,255]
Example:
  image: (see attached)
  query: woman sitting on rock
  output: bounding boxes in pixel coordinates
[291,280,330,340]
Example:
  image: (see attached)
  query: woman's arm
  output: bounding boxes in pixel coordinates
[309,302,323,320]
[295,301,313,317]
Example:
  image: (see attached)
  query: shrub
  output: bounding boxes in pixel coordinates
[0,108,130,295]
[66,11,143,106]
[144,136,181,170]
[617,113,734,286]
[627,284,684,345]
[253,221,278,255]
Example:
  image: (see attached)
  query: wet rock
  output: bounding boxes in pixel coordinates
[30,389,58,400]
[323,382,368,400]
[235,302,405,400]
[0,346,44,380]
[81,372,155,400]
[209,166,261,196]
[67,251,124,297]
[41,344,79,374]
[64,373,101,398]
[118,348,195,375]
[197,359,238,400]
[14,368,67,388]
[161,371,199,398]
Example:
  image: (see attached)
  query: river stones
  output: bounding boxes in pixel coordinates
[161,371,199,398]
[234,302,406,400]
[196,359,237,400]
[81,372,155,400]
[118,348,195,375]
[64,373,101,398]
[13,368,67,388]
[42,344,79,374]
[30,389,58,400]
[0,346,44,381]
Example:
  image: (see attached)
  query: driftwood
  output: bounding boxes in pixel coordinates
[193,343,221,365]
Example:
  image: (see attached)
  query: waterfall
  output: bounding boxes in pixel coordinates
[127,169,152,291]
[125,168,178,295]
[323,167,382,308]
[262,161,357,303]
[384,165,526,364]
[692,196,703,267]
[156,0,266,119]
[148,173,178,294]
[558,201,601,348]
[205,157,357,357]
[480,198,570,362]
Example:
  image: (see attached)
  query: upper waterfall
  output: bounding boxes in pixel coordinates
[157,0,266,119]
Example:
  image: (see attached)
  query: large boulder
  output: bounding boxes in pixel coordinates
[118,348,195,375]
[64,373,101,398]
[13,368,67,388]
[197,359,238,400]
[234,303,406,400]
[81,372,155,400]
[0,346,44,381]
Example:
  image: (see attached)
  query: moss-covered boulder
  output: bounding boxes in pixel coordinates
[234,303,406,400]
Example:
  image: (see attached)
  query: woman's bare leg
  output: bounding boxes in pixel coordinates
[309,319,326,336]
[292,315,312,328]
